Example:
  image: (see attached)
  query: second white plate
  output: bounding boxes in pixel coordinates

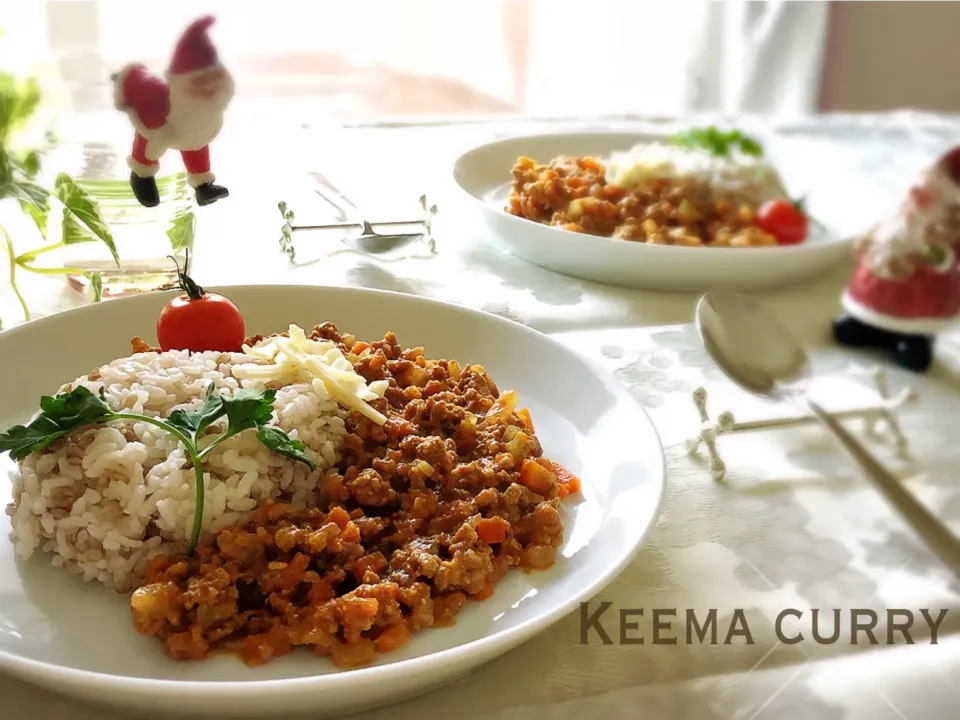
[453,131,854,292]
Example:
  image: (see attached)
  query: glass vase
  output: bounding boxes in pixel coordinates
[45,110,196,297]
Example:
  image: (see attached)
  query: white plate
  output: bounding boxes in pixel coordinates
[453,131,853,292]
[0,285,665,718]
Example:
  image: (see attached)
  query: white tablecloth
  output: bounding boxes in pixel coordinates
[3,112,960,719]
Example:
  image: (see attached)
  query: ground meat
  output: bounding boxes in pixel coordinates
[129,336,159,354]
[130,324,579,668]
[505,155,780,247]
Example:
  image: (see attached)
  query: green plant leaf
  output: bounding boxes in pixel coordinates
[19,197,48,239]
[61,209,95,245]
[0,223,29,321]
[20,150,40,177]
[89,271,103,302]
[8,181,50,239]
[166,210,195,252]
[0,146,11,187]
[0,83,15,140]
[10,78,40,132]
[13,180,47,206]
[55,174,119,267]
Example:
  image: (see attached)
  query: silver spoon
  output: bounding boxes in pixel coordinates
[313,179,438,254]
[338,195,438,254]
[695,289,960,579]
[277,197,437,259]
[343,221,425,254]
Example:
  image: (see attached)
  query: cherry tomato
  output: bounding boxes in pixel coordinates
[157,271,245,352]
[754,199,808,245]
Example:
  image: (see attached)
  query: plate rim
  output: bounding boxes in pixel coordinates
[0,284,667,696]
[452,130,855,258]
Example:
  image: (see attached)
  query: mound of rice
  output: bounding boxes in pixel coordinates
[6,349,377,592]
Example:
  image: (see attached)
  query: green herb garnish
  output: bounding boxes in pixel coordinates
[668,126,764,158]
[0,384,316,553]
[922,244,948,268]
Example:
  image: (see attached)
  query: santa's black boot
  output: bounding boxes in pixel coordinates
[892,334,934,373]
[129,172,160,208]
[194,183,229,207]
[832,315,896,349]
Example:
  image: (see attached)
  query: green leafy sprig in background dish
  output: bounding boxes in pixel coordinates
[668,125,827,233]
[668,126,764,158]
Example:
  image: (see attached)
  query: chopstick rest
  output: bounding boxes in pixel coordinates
[687,367,917,480]
[277,195,438,264]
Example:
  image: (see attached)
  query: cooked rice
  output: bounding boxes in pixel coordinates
[5,349,375,592]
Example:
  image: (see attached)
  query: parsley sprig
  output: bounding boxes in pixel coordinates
[669,125,828,234]
[0,384,316,552]
[668,126,764,158]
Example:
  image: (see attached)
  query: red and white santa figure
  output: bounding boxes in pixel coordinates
[112,15,234,208]
[833,147,960,372]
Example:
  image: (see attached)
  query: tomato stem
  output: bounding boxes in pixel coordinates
[168,249,205,300]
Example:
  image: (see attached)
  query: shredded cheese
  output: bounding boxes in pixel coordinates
[232,325,388,425]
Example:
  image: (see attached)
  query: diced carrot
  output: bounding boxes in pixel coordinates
[476,517,509,544]
[351,341,370,354]
[553,462,582,497]
[352,552,387,582]
[553,462,578,484]
[374,623,411,653]
[535,457,555,472]
[600,185,626,203]
[519,458,555,495]
[341,521,361,544]
[472,581,495,600]
[327,506,350,530]
[516,407,535,433]
[329,639,376,669]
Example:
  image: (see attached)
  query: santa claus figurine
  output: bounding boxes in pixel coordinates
[111,15,234,208]
[833,147,960,372]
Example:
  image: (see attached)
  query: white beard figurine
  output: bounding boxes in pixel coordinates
[111,15,235,208]
[832,147,960,372]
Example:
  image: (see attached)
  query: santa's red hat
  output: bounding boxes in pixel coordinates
[112,63,170,130]
[936,146,960,184]
[168,16,219,75]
